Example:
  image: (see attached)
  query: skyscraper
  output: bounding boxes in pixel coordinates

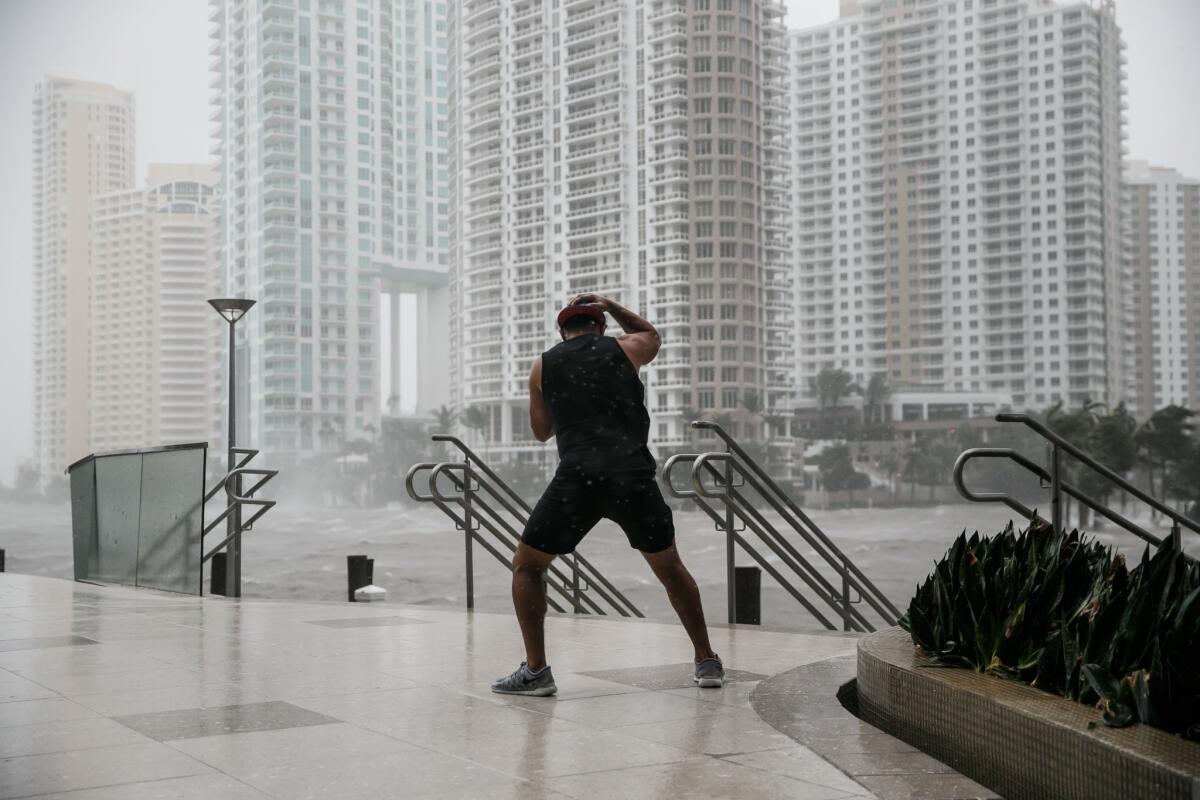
[209,0,449,463]
[89,165,221,453]
[446,0,793,468]
[32,77,136,480]
[789,0,1125,411]
[1122,160,1200,417]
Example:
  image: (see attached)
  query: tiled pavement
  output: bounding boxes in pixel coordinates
[0,573,877,799]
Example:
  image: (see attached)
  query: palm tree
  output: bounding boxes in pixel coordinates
[432,404,457,433]
[461,405,491,454]
[709,411,736,438]
[876,447,903,501]
[740,389,765,440]
[1087,402,1138,514]
[861,373,891,427]
[1044,399,1103,527]
[1137,405,1195,515]
[808,367,857,435]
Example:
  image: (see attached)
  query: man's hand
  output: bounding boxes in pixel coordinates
[567,293,611,310]
[571,295,662,368]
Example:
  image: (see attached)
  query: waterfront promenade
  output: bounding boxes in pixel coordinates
[0,573,874,799]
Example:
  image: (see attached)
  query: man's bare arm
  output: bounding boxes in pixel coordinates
[568,293,661,368]
[528,356,554,442]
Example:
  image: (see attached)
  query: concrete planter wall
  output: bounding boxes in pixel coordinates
[857,628,1200,800]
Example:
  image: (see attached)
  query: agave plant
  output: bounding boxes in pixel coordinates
[901,522,1200,741]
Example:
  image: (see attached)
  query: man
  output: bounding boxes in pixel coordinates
[491,293,724,697]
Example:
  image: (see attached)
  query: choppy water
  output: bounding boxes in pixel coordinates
[2,500,1192,634]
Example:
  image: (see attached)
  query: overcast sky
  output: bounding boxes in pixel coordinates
[0,0,1196,484]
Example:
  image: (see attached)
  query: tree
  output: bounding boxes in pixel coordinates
[14,462,39,499]
[808,367,857,434]
[1087,402,1139,514]
[461,405,491,453]
[876,447,904,502]
[1165,440,1200,522]
[860,372,891,427]
[1137,406,1195,513]
[903,434,959,503]
[816,443,870,502]
[710,411,735,431]
[740,390,765,438]
[432,404,457,433]
[1044,400,1103,526]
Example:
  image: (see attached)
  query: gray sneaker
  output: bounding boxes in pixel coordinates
[694,655,725,688]
[491,662,557,696]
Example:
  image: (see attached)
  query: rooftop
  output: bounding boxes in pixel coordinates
[0,573,875,800]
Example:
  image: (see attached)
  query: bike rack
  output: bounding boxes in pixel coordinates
[405,434,643,617]
[954,413,1198,555]
[662,421,901,632]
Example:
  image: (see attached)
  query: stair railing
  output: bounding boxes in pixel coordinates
[662,421,901,632]
[201,448,278,596]
[405,434,643,617]
[954,413,1198,554]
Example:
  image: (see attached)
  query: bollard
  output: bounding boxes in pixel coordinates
[210,552,227,596]
[733,565,761,625]
[347,555,373,602]
[0,548,5,572]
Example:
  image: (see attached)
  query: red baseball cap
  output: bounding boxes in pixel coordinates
[556,302,606,329]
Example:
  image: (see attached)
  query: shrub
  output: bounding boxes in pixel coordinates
[900,521,1200,741]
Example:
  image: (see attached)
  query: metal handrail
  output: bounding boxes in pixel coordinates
[204,448,261,504]
[691,421,901,621]
[425,462,618,617]
[429,435,643,616]
[202,467,278,563]
[953,413,1199,555]
[996,413,1199,546]
[663,421,900,632]
[405,435,644,618]
[953,448,1165,547]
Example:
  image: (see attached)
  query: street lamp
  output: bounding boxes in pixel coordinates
[208,297,256,597]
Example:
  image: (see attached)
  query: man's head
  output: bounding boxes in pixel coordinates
[556,301,607,340]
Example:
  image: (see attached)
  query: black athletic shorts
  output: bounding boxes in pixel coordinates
[521,470,675,555]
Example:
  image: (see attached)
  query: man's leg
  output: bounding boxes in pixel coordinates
[642,543,716,662]
[511,542,557,670]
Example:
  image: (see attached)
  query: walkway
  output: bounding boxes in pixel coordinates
[0,573,875,799]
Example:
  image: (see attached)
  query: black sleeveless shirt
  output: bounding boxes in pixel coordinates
[541,334,656,476]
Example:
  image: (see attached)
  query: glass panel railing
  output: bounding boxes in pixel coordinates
[68,458,96,582]
[136,447,206,594]
[68,444,209,595]
[92,454,143,585]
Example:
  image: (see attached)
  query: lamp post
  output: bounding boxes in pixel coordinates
[208,298,256,597]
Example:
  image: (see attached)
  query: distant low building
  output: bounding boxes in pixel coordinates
[791,388,1014,439]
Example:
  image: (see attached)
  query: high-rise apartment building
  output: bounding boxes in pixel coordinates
[32,77,136,479]
[1122,160,1200,416]
[89,165,221,452]
[446,0,793,467]
[209,0,448,462]
[789,0,1125,411]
